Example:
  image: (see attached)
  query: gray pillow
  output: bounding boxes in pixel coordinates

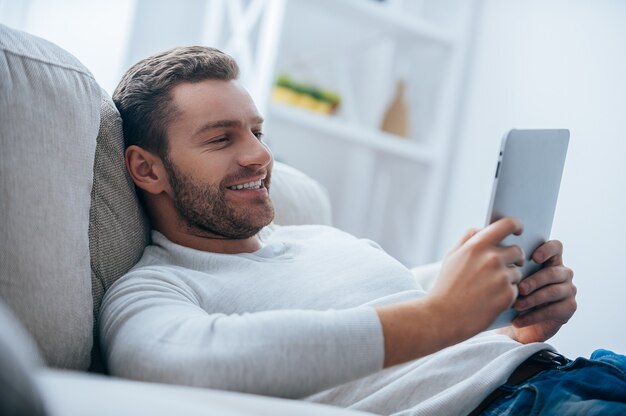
[88,92,150,371]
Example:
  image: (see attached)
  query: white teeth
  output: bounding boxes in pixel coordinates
[229,180,262,190]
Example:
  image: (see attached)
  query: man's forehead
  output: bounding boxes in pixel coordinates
[170,78,248,104]
[168,79,262,134]
[170,79,259,117]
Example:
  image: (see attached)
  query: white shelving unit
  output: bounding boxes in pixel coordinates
[261,0,479,266]
[126,0,480,266]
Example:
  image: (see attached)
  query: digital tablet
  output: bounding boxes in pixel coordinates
[486,129,569,329]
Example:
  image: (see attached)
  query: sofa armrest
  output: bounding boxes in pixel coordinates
[36,369,375,416]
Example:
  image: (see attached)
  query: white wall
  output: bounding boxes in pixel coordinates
[440,0,626,358]
[1,0,136,95]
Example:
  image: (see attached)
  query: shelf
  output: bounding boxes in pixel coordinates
[292,0,455,46]
[261,0,475,265]
[268,103,436,164]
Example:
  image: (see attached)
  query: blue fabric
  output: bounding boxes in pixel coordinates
[482,349,626,415]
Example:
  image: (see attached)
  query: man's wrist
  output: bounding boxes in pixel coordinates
[375,297,461,368]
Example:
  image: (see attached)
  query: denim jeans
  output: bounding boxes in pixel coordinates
[482,349,626,415]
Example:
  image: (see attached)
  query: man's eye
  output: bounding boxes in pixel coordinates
[211,136,229,144]
[253,132,264,140]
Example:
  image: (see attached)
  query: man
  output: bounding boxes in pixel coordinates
[100,46,626,415]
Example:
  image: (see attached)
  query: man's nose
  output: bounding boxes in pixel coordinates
[238,132,272,167]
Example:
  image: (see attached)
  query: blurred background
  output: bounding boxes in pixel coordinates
[2,0,624,360]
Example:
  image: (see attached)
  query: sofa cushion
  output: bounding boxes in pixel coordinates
[270,162,332,226]
[0,23,99,370]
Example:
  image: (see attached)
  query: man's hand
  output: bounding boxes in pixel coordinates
[377,217,529,368]
[428,217,526,341]
[499,240,577,344]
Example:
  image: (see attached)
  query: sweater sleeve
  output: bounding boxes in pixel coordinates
[99,271,385,398]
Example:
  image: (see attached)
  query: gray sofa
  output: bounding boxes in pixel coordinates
[0,23,439,415]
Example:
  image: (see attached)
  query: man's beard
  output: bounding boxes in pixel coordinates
[162,157,274,239]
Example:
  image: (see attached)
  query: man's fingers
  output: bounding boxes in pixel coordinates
[532,240,563,265]
[515,280,577,312]
[451,228,482,251]
[508,283,520,307]
[512,297,577,328]
[473,217,523,246]
[507,265,523,285]
[500,245,525,267]
[518,266,574,296]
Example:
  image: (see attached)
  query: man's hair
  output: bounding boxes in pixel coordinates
[113,46,239,158]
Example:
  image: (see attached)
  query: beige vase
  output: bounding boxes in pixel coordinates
[381,80,410,138]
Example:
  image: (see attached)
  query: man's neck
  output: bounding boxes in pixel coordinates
[155,225,263,254]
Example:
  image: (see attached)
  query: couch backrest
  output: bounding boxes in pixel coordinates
[0,24,151,371]
[0,23,101,370]
[0,23,333,372]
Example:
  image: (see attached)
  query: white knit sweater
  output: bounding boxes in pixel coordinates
[100,225,550,415]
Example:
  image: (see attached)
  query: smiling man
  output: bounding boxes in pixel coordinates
[120,62,273,254]
[100,46,626,415]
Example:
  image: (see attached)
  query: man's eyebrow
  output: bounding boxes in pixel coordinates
[193,116,264,137]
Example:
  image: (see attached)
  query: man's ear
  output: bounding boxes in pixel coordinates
[125,145,170,195]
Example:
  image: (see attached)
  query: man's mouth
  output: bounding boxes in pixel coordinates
[227,179,263,191]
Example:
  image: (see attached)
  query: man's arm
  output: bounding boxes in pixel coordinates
[100,279,384,398]
[377,217,526,368]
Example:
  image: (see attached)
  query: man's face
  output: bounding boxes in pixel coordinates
[162,79,274,239]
